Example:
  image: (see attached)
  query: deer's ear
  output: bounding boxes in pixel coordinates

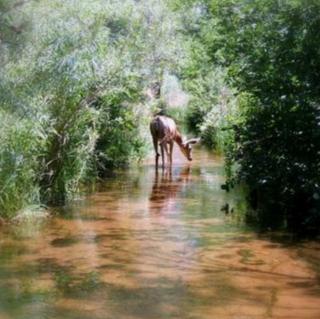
[186,138,201,145]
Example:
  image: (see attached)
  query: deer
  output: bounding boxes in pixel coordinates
[150,115,200,167]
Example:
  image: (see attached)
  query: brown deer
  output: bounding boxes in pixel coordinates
[150,115,200,167]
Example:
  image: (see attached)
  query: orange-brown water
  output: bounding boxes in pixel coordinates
[0,148,319,319]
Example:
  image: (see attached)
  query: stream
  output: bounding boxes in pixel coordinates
[0,147,319,319]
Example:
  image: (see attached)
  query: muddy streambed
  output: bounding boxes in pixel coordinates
[0,148,319,319]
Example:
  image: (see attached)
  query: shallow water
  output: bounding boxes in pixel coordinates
[0,148,319,319]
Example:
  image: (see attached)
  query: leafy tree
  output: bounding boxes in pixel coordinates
[0,0,185,215]
[205,0,320,233]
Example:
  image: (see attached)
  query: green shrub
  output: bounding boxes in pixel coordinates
[0,112,43,217]
[94,88,147,174]
[38,92,98,204]
[184,69,237,150]
[0,0,185,217]
[207,0,320,233]
[174,0,320,234]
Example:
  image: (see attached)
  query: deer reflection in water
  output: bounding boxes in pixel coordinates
[149,166,191,214]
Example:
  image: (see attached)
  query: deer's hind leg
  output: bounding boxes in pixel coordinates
[160,142,165,169]
[169,141,174,166]
[153,137,160,168]
[159,134,171,168]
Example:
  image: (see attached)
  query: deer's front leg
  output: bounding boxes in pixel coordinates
[162,142,171,167]
[169,141,174,166]
[160,143,165,169]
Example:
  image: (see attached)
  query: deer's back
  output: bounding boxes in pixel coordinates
[150,115,177,140]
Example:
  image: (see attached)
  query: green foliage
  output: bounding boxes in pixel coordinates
[172,2,237,150]
[0,112,43,217]
[0,0,184,217]
[184,68,236,149]
[205,0,320,233]
[94,88,147,173]
[38,93,98,204]
[0,0,31,56]
[3,0,318,236]
[173,0,320,233]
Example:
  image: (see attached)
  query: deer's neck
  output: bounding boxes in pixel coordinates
[174,131,185,148]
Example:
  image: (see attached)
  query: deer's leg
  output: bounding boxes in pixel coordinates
[162,142,170,167]
[169,141,174,166]
[160,143,165,169]
[153,137,160,168]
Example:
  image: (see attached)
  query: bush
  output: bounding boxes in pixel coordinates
[183,65,236,149]
[174,0,320,233]
[206,0,320,233]
[38,92,98,204]
[0,0,185,217]
[94,87,147,174]
[0,112,43,217]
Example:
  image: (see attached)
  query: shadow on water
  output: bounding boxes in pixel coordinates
[0,148,319,318]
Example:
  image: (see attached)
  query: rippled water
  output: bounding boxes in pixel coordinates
[0,148,319,319]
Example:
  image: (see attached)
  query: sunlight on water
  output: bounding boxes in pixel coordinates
[0,148,319,319]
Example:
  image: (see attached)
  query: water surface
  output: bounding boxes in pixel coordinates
[0,148,319,319]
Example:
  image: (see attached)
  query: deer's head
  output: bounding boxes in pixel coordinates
[180,138,200,161]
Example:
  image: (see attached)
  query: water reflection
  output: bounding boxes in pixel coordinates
[149,166,191,214]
